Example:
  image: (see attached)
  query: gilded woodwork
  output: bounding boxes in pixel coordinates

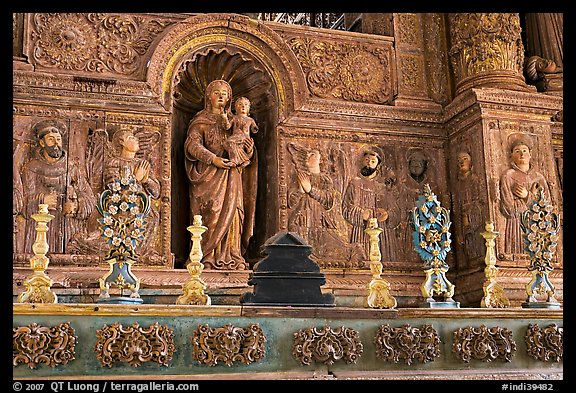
[525,323,563,362]
[480,222,510,308]
[17,204,58,304]
[94,322,176,367]
[374,324,440,365]
[520,188,560,305]
[13,322,76,368]
[292,326,363,365]
[452,325,516,363]
[191,323,266,366]
[365,218,397,309]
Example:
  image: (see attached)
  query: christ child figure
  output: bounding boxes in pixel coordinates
[223,96,259,167]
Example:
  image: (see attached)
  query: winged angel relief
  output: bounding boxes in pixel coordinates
[68,127,163,264]
[286,141,352,267]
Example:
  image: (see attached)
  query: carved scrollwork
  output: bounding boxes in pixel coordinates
[289,37,394,104]
[525,324,563,362]
[452,325,516,363]
[94,322,176,367]
[374,324,440,365]
[292,326,363,365]
[13,322,76,369]
[30,13,173,76]
[191,323,267,366]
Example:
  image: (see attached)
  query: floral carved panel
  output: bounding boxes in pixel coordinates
[452,325,516,363]
[13,322,76,369]
[94,322,176,367]
[525,323,563,362]
[374,324,440,365]
[288,37,394,104]
[29,13,174,78]
[292,325,363,365]
[191,323,267,366]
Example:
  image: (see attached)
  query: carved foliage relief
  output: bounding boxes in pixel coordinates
[292,326,363,365]
[449,13,524,80]
[288,37,394,104]
[191,323,267,366]
[13,322,76,368]
[374,324,440,365]
[29,13,174,77]
[525,324,563,362]
[94,322,176,367]
[452,325,516,363]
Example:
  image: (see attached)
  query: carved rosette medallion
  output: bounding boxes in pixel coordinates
[525,324,563,362]
[13,322,76,369]
[94,322,176,367]
[374,324,440,365]
[292,326,363,365]
[452,325,516,363]
[191,323,266,366]
[448,13,528,94]
[30,13,172,76]
[289,37,393,104]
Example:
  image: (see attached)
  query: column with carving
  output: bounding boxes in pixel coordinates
[448,13,531,96]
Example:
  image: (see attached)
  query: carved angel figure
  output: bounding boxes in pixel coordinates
[286,141,350,265]
[68,127,162,261]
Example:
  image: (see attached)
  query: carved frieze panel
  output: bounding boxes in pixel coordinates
[422,13,450,106]
[278,127,449,270]
[94,322,176,367]
[28,13,175,79]
[13,322,76,369]
[452,325,516,363]
[399,54,426,95]
[525,324,563,362]
[286,36,395,104]
[292,326,363,365]
[13,105,172,268]
[191,323,267,366]
[374,324,440,365]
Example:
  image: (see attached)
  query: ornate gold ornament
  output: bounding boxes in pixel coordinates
[480,222,510,308]
[452,325,516,363]
[176,215,210,305]
[374,324,440,365]
[191,323,266,366]
[13,322,76,368]
[94,322,176,367]
[520,188,561,308]
[411,184,459,307]
[525,323,563,362]
[97,173,151,303]
[17,204,57,304]
[292,326,363,365]
[365,218,396,309]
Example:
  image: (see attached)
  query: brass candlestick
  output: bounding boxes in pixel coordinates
[17,204,58,303]
[176,215,211,305]
[365,218,397,309]
[480,222,509,308]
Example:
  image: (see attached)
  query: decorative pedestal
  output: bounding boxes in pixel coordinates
[240,232,335,307]
[17,204,58,304]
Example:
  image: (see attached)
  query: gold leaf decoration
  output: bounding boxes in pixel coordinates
[292,325,363,365]
[374,324,440,365]
[452,325,516,363]
[13,322,76,369]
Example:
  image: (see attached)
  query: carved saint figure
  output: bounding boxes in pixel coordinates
[499,135,551,255]
[222,96,259,167]
[19,120,95,254]
[184,80,257,270]
[454,151,484,262]
[286,142,349,264]
[342,148,400,263]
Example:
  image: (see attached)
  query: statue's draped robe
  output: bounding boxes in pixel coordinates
[185,110,257,270]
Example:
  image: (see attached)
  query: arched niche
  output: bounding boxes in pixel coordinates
[146,13,307,268]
